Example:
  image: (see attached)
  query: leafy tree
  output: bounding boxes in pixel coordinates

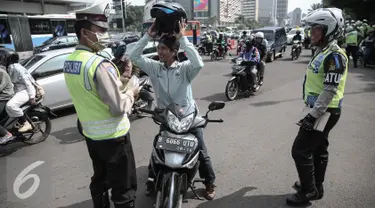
[308,3,323,13]
[323,0,375,22]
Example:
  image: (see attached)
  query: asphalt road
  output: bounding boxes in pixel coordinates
[1,48,375,208]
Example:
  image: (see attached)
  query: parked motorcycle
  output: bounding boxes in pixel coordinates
[291,40,302,60]
[358,39,375,67]
[137,99,225,208]
[0,101,54,151]
[225,57,261,100]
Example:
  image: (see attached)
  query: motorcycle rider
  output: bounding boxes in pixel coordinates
[203,31,213,53]
[345,26,359,67]
[292,30,303,55]
[0,49,14,144]
[129,14,217,200]
[254,32,268,85]
[64,3,138,208]
[216,32,226,56]
[5,50,37,133]
[238,38,260,92]
[287,8,348,206]
[241,30,248,39]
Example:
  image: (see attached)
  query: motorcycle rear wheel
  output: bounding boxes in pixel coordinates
[225,80,239,101]
[22,111,51,145]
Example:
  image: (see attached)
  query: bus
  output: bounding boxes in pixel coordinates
[0,14,76,58]
[142,20,201,45]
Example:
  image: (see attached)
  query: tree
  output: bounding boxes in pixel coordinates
[308,3,323,13]
[323,0,375,21]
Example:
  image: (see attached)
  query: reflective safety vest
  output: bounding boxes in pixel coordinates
[64,49,130,140]
[345,30,358,45]
[303,43,348,108]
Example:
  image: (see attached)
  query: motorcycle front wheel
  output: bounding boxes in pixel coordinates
[225,80,239,101]
[22,111,52,145]
[210,51,217,61]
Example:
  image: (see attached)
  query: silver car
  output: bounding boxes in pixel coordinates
[21,47,113,111]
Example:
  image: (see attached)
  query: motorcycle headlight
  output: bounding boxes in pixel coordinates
[167,111,194,133]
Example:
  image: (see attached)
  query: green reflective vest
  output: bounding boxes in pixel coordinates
[345,30,358,45]
[303,43,348,108]
[64,49,130,140]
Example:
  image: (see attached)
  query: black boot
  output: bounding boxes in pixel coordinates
[314,156,328,200]
[92,192,110,208]
[259,77,264,86]
[293,181,323,200]
[287,164,319,206]
[145,178,155,196]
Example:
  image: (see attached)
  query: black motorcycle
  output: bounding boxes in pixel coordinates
[358,39,375,67]
[197,38,211,56]
[225,57,261,100]
[291,40,302,60]
[0,102,54,151]
[210,43,227,61]
[137,100,225,208]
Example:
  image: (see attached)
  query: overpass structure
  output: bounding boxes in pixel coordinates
[0,0,96,14]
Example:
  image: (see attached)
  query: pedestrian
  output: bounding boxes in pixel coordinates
[63,3,138,208]
[287,8,348,206]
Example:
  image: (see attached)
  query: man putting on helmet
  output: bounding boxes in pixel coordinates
[130,2,217,200]
[287,8,348,206]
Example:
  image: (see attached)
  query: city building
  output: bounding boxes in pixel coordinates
[241,0,259,21]
[0,0,92,14]
[291,8,302,26]
[276,0,288,26]
[218,0,242,26]
[258,0,277,26]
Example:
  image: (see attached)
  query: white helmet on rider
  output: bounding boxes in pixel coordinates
[255,32,264,39]
[303,8,344,43]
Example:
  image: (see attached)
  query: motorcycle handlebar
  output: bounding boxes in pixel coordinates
[207,119,224,123]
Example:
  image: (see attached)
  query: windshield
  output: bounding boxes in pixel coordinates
[21,55,45,69]
[41,37,56,45]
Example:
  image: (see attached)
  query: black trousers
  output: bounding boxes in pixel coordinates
[85,133,137,206]
[346,45,359,67]
[0,101,8,137]
[291,108,341,191]
[148,127,216,185]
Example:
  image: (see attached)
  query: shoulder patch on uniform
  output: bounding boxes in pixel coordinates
[106,67,118,77]
[64,61,82,74]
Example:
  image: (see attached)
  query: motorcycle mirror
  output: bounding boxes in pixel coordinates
[208,101,225,111]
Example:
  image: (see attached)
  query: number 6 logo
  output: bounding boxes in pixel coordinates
[13,161,45,199]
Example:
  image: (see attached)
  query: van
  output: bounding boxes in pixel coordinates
[252,27,287,62]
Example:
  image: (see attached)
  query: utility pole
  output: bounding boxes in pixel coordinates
[120,0,127,32]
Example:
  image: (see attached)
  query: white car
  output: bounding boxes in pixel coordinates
[21,47,113,111]
[287,28,305,44]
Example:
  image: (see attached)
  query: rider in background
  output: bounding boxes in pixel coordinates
[238,39,260,92]
[292,30,303,55]
[5,51,36,133]
[254,32,268,85]
[216,33,226,56]
[0,49,14,144]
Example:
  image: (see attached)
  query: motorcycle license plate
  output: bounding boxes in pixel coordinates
[156,137,196,154]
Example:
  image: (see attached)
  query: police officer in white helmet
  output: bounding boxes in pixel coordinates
[287,8,349,206]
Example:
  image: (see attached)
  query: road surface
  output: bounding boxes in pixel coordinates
[1,49,375,208]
